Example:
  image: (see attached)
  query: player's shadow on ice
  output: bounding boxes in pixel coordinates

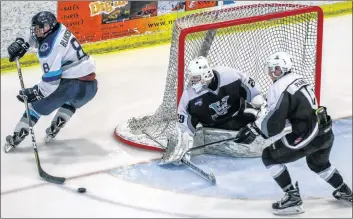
[15,138,109,164]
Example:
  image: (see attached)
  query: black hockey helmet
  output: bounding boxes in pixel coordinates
[30,11,58,43]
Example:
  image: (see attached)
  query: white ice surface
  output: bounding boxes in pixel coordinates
[1,15,352,218]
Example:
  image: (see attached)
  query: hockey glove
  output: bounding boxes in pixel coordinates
[17,85,44,103]
[8,38,30,62]
[234,123,259,144]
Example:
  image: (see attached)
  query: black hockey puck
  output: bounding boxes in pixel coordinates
[77,187,86,193]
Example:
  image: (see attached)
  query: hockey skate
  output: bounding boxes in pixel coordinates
[44,116,66,144]
[4,128,29,153]
[272,182,305,216]
[333,183,353,203]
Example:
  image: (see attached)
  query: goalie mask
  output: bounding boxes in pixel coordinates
[187,56,214,92]
[265,52,293,79]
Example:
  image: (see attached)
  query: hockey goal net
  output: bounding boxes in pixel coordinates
[115,3,323,151]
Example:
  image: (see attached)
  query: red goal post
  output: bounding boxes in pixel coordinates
[115,3,324,151]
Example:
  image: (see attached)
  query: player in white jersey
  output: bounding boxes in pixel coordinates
[160,56,267,165]
[235,52,352,215]
[4,11,98,153]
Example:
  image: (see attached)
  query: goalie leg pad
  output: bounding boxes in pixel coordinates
[159,128,194,165]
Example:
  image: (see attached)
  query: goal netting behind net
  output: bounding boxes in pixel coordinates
[115,3,323,151]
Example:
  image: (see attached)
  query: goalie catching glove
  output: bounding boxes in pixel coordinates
[159,126,194,166]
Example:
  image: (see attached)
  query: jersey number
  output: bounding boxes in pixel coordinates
[248,77,255,88]
[178,114,185,123]
[41,38,85,73]
[43,63,50,73]
[71,38,86,60]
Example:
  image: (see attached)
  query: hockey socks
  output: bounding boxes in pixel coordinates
[315,165,352,202]
[45,103,76,142]
[52,103,76,126]
[4,109,40,152]
[265,164,304,215]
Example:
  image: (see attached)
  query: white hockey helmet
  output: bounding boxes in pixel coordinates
[265,52,293,79]
[187,56,214,90]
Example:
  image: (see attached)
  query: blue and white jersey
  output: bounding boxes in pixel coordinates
[35,23,96,97]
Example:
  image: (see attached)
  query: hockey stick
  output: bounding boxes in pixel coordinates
[142,131,216,185]
[15,58,66,184]
[188,126,293,153]
[188,137,236,152]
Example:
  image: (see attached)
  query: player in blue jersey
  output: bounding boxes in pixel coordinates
[4,11,98,153]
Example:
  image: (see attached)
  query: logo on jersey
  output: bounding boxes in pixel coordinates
[40,43,49,52]
[195,98,202,106]
[209,95,231,120]
[294,137,303,145]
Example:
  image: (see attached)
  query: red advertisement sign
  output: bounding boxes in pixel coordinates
[185,0,217,11]
[57,1,162,44]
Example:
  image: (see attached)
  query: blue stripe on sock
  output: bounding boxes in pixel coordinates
[29,109,40,119]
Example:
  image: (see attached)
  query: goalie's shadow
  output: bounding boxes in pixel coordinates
[14,138,109,164]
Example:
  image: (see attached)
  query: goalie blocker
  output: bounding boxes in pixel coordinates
[160,56,267,166]
[235,52,352,216]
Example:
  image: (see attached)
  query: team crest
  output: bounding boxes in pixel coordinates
[195,98,202,106]
[209,95,231,120]
[40,43,49,52]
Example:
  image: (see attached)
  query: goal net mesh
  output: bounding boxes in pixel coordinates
[115,3,322,150]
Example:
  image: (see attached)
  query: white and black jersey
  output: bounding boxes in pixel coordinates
[177,66,262,135]
[255,73,319,149]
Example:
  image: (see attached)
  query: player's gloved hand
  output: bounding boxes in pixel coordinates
[159,127,194,166]
[8,38,30,62]
[234,123,259,144]
[17,85,44,103]
[250,94,267,110]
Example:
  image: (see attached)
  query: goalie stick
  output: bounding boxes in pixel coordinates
[15,58,66,184]
[143,131,216,185]
[188,136,237,152]
[188,126,293,153]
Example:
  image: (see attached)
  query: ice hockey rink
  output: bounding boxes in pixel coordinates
[1,14,352,218]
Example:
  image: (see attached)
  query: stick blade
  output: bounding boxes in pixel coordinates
[209,173,217,185]
[40,170,66,184]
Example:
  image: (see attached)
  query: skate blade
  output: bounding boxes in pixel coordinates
[3,143,14,153]
[273,205,305,216]
[44,135,53,144]
[334,196,353,203]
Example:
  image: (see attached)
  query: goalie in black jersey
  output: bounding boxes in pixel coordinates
[160,56,267,165]
[235,52,352,215]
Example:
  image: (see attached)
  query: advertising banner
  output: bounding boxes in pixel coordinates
[130,1,157,20]
[158,1,186,15]
[57,1,175,44]
[101,1,130,24]
[185,0,217,11]
[223,1,237,5]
